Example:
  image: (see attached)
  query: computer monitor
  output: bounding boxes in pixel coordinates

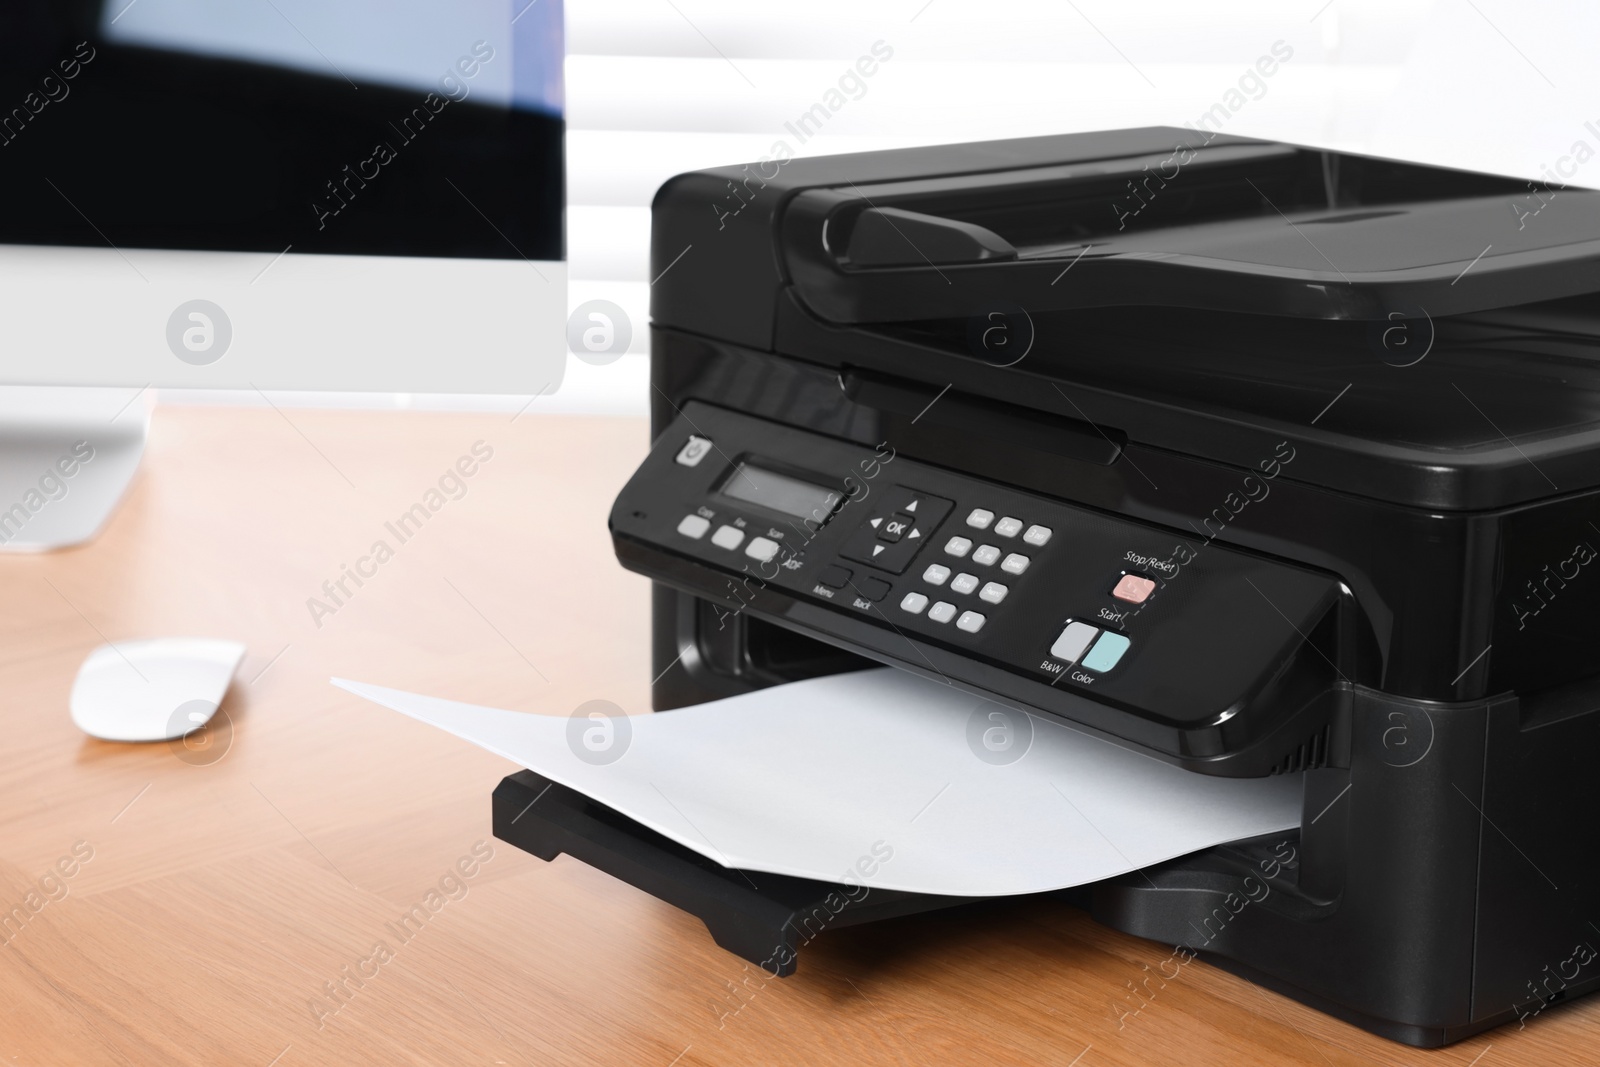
[0,0,565,548]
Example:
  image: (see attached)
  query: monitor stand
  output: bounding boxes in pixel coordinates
[0,386,149,552]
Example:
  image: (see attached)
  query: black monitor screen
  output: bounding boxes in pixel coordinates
[0,1,563,260]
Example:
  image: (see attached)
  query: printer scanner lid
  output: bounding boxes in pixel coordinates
[651,129,1600,510]
[773,134,1600,326]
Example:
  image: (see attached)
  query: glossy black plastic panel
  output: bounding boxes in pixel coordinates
[776,292,1600,512]
[612,402,1344,775]
[661,328,1600,703]
[655,126,1600,511]
[780,158,1600,323]
[1094,684,1600,1046]
[651,127,1272,350]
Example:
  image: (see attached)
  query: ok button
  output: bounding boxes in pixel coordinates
[878,513,914,543]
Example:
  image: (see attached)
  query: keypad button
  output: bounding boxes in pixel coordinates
[979,581,1008,604]
[745,537,779,563]
[817,564,852,589]
[900,592,929,614]
[1082,632,1131,672]
[1001,553,1030,575]
[922,564,951,586]
[994,516,1024,538]
[1023,525,1052,547]
[858,577,892,602]
[944,536,973,558]
[677,514,710,539]
[711,525,745,550]
[675,436,713,466]
[966,508,995,530]
[928,601,957,624]
[950,572,979,595]
[1112,574,1157,604]
[972,544,1001,566]
[1049,621,1098,663]
[956,610,986,633]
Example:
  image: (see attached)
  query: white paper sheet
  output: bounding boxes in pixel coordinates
[334,669,1302,897]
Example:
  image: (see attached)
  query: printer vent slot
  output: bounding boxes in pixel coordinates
[1268,726,1331,775]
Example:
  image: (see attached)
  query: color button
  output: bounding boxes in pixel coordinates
[711,525,745,550]
[677,514,710,539]
[1112,574,1157,604]
[1049,621,1098,663]
[900,592,929,615]
[1081,631,1131,672]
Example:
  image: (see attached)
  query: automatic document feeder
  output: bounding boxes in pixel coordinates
[495,128,1600,1046]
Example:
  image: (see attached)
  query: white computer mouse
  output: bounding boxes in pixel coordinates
[70,638,246,742]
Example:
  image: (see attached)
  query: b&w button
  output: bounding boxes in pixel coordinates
[922,564,951,586]
[972,544,1001,566]
[956,610,986,633]
[994,516,1024,538]
[1000,552,1030,575]
[1050,620,1098,663]
[951,572,980,595]
[928,601,957,624]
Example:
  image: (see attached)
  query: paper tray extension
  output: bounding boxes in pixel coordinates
[492,770,981,976]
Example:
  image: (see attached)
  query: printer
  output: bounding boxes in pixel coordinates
[494,128,1600,1046]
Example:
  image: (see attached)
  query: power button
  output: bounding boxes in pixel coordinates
[675,436,713,467]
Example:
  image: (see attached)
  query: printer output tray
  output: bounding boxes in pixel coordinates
[492,770,982,976]
[494,760,1600,1050]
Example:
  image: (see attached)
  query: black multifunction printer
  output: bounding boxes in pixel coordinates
[495,128,1600,1046]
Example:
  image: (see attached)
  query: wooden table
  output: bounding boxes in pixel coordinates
[0,406,1590,1066]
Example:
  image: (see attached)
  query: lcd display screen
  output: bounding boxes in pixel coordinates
[720,463,842,522]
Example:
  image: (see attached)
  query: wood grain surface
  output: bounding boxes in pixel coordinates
[0,405,1589,1065]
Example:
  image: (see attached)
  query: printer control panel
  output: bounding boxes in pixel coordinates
[611,403,1340,742]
